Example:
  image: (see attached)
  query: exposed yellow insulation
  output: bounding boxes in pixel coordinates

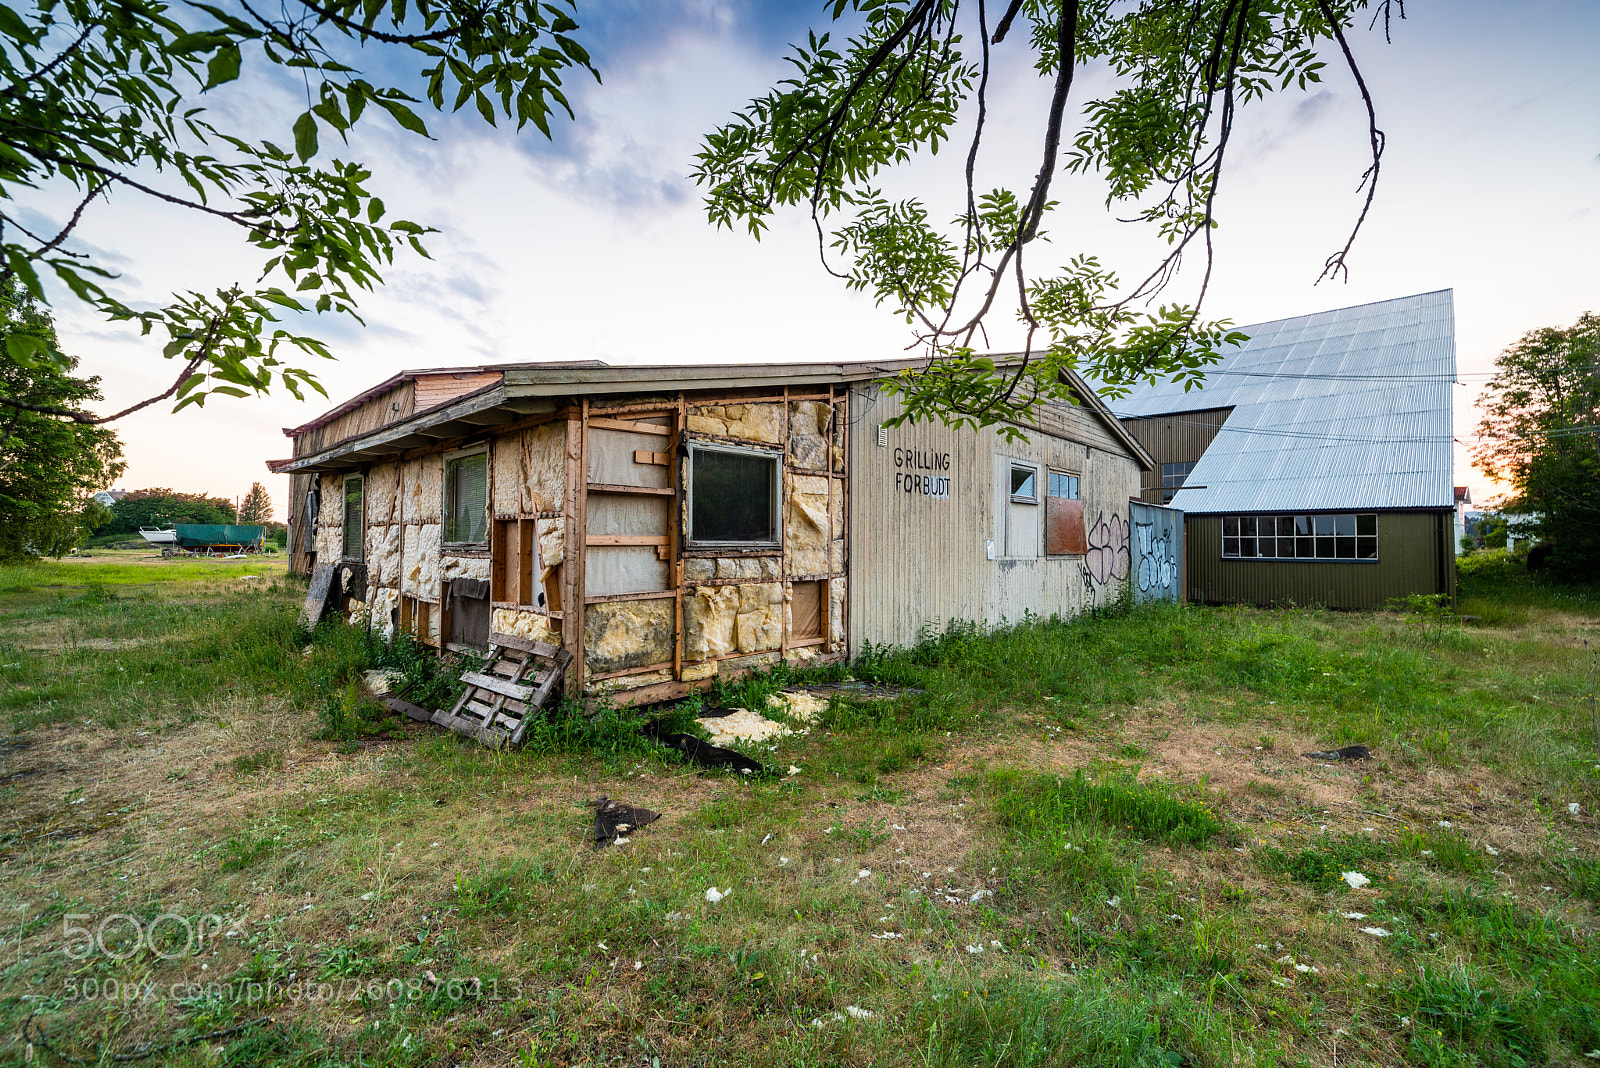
[366,524,402,587]
[680,660,719,682]
[402,457,443,522]
[441,555,490,584]
[402,523,441,598]
[526,422,566,513]
[491,608,561,646]
[785,473,830,575]
[345,598,366,626]
[830,580,845,645]
[682,555,782,583]
[591,670,673,694]
[721,651,779,674]
[365,463,399,522]
[491,430,523,516]
[736,582,783,652]
[686,402,783,443]
[684,585,739,660]
[368,587,400,640]
[585,599,674,676]
[315,518,342,560]
[785,646,818,665]
[788,401,832,470]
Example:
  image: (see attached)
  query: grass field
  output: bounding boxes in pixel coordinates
[0,550,1597,1067]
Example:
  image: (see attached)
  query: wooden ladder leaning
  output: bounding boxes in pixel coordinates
[431,631,572,749]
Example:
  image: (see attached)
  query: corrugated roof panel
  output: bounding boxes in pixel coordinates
[1109,290,1455,513]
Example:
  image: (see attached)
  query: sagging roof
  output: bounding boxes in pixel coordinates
[270,356,1152,475]
[1110,290,1456,514]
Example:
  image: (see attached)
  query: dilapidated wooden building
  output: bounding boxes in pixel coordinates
[270,360,1156,703]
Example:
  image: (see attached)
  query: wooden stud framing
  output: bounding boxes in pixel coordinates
[672,393,686,683]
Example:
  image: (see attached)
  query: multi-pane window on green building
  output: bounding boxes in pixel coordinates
[1222,514,1377,560]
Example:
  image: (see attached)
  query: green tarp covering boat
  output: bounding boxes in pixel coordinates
[173,524,264,548]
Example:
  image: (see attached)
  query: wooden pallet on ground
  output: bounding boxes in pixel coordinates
[430,631,571,749]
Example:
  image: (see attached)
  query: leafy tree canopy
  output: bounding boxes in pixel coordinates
[1471,312,1600,579]
[0,278,124,560]
[695,0,1398,434]
[100,488,238,535]
[0,0,594,423]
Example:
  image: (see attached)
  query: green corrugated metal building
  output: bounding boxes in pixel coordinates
[1110,291,1457,610]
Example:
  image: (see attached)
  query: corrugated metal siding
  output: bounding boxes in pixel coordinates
[1186,512,1455,609]
[1121,408,1233,503]
[1107,290,1456,513]
[848,386,1143,649]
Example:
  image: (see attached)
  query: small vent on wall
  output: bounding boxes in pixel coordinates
[876,424,888,448]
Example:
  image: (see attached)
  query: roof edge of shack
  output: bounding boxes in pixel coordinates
[268,356,1154,475]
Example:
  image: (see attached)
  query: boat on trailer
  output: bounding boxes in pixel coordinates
[138,526,176,546]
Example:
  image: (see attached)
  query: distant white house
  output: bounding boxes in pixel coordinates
[92,489,127,508]
[1454,486,1471,555]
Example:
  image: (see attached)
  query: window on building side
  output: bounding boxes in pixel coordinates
[690,444,779,545]
[1222,514,1377,561]
[342,475,364,559]
[1045,470,1085,555]
[444,450,489,546]
[1010,464,1038,503]
[1002,461,1042,557]
[1161,461,1196,504]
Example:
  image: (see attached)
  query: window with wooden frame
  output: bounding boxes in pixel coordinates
[688,443,780,547]
[444,448,489,547]
[341,475,364,560]
[1045,470,1086,555]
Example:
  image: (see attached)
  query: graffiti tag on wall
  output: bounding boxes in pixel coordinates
[1135,521,1176,594]
[1083,511,1129,585]
[1078,511,1129,604]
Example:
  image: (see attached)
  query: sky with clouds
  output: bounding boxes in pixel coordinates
[38,0,1600,518]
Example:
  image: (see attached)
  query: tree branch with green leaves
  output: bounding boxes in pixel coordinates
[0,0,596,422]
[694,0,1400,437]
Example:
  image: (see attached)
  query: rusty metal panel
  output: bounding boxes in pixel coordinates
[1047,497,1086,555]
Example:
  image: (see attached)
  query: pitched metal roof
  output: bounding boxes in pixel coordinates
[1109,290,1455,513]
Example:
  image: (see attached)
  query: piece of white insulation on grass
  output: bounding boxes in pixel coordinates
[704,887,730,903]
[1360,927,1391,938]
[1341,871,1371,890]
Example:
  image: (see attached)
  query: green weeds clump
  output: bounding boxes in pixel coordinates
[1401,827,1487,875]
[914,973,1228,1068]
[1257,832,1389,891]
[990,768,1222,849]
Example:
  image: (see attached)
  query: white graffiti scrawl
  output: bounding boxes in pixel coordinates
[1135,521,1176,594]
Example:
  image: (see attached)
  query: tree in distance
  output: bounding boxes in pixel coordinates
[0,0,594,424]
[239,481,274,525]
[695,0,1401,435]
[100,489,239,537]
[1472,312,1600,579]
[0,279,125,560]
